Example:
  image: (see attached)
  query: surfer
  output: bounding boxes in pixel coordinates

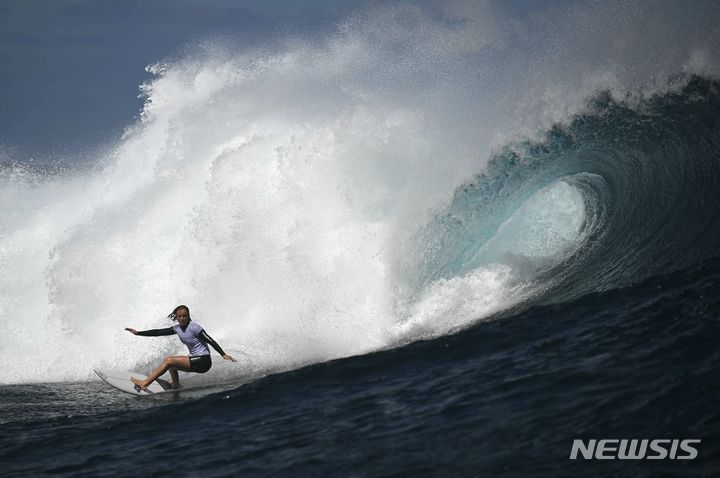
[125,305,236,390]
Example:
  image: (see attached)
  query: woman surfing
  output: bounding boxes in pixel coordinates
[125,305,236,390]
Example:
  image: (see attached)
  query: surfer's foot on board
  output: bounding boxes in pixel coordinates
[130,377,149,391]
[156,378,182,390]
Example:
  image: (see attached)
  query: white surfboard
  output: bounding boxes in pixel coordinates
[94,369,176,396]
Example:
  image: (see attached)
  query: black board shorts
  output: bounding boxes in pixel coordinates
[189,355,212,373]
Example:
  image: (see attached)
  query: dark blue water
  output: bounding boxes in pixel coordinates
[2,78,719,477]
[1,258,718,477]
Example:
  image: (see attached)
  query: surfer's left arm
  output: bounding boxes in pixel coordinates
[199,329,237,362]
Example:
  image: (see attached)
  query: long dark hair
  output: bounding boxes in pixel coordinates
[167,304,190,321]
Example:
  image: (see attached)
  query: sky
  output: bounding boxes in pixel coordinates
[0,0,569,159]
[0,0,363,157]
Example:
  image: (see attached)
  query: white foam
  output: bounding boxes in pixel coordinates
[1,1,718,384]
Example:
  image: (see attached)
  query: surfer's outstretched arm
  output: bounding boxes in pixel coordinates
[125,327,175,336]
[199,329,237,362]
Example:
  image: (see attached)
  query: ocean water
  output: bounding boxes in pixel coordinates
[1,1,720,476]
[1,258,719,476]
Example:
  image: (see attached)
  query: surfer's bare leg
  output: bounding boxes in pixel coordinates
[169,366,181,388]
[131,356,191,390]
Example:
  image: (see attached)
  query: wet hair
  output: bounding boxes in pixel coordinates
[167,304,190,321]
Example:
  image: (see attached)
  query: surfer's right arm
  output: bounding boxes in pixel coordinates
[125,327,175,336]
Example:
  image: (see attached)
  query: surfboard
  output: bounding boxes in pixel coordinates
[94,369,177,396]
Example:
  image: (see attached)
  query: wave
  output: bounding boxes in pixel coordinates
[406,78,720,309]
[1,2,720,384]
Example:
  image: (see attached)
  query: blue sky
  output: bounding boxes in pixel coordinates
[0,0,364,156]
[0,0,561,157]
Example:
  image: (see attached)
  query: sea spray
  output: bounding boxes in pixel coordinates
[1,1,720,384]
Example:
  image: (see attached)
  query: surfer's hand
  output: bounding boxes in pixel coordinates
[125,328,138,335]
[223,354,237,362]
